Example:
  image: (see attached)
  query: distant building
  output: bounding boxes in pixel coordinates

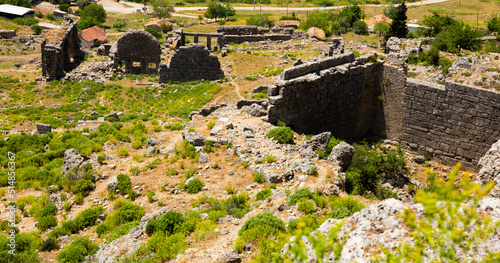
[0,4,35,19]
[365,14,392,32]
[36,7,66,17]
[81,26,108,48]
[407,24,424,33]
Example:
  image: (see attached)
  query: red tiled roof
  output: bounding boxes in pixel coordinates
[81,26,107,42]
[365,14,392,27]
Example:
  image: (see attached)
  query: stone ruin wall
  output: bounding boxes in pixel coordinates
[401,79,500,169]
[41,19,80,79]
[216,25,304,44]
[158,44,224,82]
[268,53,500,170]
[0,30,16,39]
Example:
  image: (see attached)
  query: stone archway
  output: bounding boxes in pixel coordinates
[110,31,161,75]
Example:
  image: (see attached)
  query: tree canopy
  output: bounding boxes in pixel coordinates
[385,1,408,40]
[204,1,235,20]
[151,0,173,19]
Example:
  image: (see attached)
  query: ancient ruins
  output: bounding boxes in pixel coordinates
[110,30,161,75]
[216,25,305,44]
[267,50,500,170]
[159,44,224,82]
[41,17,80,79]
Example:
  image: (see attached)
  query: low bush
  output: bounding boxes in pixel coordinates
[255,189,272,201]
[185,178,204,194]
[266,126,294,144]
[147,232,186,261]
[298,199,316,214]
[57,237,98,263]
[253,172,265,184]
[145,211,185,236]
[147,191,156,203]
[37,215,57,231]
[238,212,286,236]
[328,196,364,219]
[40,237,59,252]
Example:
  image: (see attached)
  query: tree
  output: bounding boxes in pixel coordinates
[80,3,106,23]
[374,21,390,36]
[151,0,173,19]
[487,15,500,34]
[301,10,333,36]
[204,1,235,20]
[353,21,368,35]
[418,13,460,37]
[76,0,89,10]
[384,1,407,40]
[5,0,30,8]
[338,4,362,27]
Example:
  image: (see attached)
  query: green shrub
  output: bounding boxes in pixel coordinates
[37,215,58,231]
[147,191,156,203]
[255,189,272,201]
[345,143,406,199]
[253,172,265,184]
[40,204,57,218]
[165,122,183,131]
[298,199,316,214]
[117,147,128,157]
[288,188,315,205]
[97,154,106,164]
[266,127,294,144]
[31,25,43,35]
[145,211,185,236]
[224,193,249,218]
[185,178,204,194]
[40,237,59,252]
[74,206,105,230]
[74,194,83,204]
[238,212,285,236]
[288,214,320,232]
[147,232,186,261]
[57,237,98,263]
[116,173,135,199]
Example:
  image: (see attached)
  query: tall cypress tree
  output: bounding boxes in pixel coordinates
[385,1,408,40]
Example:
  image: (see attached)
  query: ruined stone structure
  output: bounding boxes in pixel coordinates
[172,28,223,51]
[267,53,500,170]
[158,44,224,82]
[216,25,304,44]
[41,18,80,79]
[0,30,16,38]
[110,31,160,75]
[35,123,51,135]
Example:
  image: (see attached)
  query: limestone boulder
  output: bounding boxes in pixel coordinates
[218,249,242,263]
[327,142,355,172]
[62,148,85,175]
[246,104,267,117]
[477,139,500,198]
[182,129,205,146]
[307,27,325,41]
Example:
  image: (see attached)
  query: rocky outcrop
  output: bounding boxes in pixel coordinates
[477,139,500,198]
[181,129,206,146]
[62,148,85,175]
[299,132,331,158]
[95,207,170,263]
[327,142,355,172]
[218,249,242,263]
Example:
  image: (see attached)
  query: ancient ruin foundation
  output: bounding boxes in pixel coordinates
[216,25,304,44]
[268,53,500,170]
[159,44,224,82]
[41,18,80,79]
[110,31,161,75]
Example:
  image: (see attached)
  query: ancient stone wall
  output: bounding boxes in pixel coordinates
[216,25,300,44]
[0,30,16,39]
[110,31,161,75]
[401,79,500,169]
[268,53,384,138]
[41,18,80,79]
[158,44,224,82]
[268,53,500,170]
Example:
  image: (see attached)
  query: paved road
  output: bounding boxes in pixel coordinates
[173,0,449,11]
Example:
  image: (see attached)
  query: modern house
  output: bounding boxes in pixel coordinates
[0,4,35,19]
[81,26,108,48]
[365,14,392,33]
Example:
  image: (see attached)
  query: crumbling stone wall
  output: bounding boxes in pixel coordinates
[268,52,500,170]
[110,31,161,75]
[158,44,224,82]
[268,53,385,138]
[216,25,300,44]
[41,18,80,79]
[0,30,16,39]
